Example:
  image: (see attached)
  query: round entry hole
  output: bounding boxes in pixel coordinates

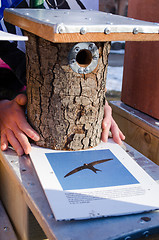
[76,49,92,67]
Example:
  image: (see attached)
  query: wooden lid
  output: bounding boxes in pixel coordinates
[4,8,159,43]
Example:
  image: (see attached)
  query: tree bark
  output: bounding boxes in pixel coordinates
[24,31,110,150]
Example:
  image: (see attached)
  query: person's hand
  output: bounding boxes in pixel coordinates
[101,101,125,145]
[0,94,40,156]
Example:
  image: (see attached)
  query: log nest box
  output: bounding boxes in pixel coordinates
[4,9,159,150]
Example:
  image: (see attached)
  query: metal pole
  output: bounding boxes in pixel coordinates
[30,0,44,8]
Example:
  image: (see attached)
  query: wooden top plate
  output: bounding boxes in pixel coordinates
[4,9,159,43]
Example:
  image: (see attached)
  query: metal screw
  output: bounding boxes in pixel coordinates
[88,43,94,50]
[78,68,84,74]
[133,28,139,34]
[140,216,151,222]
[58,25,65,34]
[22,168,26,172]
[84,67,90,74]
[80,27,87,35]
[85,17,91,21]
[74,47,80,53]
[70,59,76,65]
[104,27,111,34]
[3,227,9,231]
[143,231,150,237]
[93,55,98,60]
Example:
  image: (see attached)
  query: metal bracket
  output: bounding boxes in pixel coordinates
[68,42,99,74]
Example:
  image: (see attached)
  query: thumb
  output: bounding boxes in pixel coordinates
[14,94,27,106]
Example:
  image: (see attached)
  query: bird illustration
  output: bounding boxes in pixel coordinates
[64,158,113,178]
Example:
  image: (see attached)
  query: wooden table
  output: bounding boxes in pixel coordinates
[110,101,159,165]
[1,142,159,240]
[0,200,18,240]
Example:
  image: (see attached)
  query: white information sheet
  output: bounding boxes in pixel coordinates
[30,140,159,221]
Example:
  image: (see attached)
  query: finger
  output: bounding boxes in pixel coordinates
[1,132,8,151]
[14,111,40,142]
[101,118,111,142]
[5,128,24,156]
[101,104,112,142]
[103,102,112,126]
[119,129,125,140]
[15,94,27,106]
[111,118,125,145]
[18,120,40,142]
[13,125,32,155]
[101,128,109,142]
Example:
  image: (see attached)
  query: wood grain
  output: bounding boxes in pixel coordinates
[110,101,159,165]
[25,31,110,150]
[121,0,159,120]
[0,200,18,240]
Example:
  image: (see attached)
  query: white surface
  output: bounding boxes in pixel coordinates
[0,30,28,41]
[30,140,159,221]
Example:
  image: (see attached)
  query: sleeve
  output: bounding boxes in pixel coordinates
[0,41,26,100]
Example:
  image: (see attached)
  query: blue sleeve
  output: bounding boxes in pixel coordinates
[0,0,24,20]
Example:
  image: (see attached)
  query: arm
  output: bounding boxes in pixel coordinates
[101,100,125,145]
[0,94,40,156]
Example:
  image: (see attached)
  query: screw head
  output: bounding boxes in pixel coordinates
[80,27,87,35]
[93,55,98,60]
[3,227,9,232]
[104,27,111,34]
[124,237,131,240]
[84,67,90,74]
[58,25,65,34]
[88,43,94,50]
[143,231,150,237]
[133,28,139,34]
[78,68,84,74]
[75,47,80,53]
[70,59,76,65]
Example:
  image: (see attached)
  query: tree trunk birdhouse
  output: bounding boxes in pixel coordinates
[4,9,159,150]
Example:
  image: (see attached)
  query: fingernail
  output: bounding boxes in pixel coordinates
[34,134,40,141]
[1,144,7,150]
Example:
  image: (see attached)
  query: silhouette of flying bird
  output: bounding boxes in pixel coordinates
[64,158,113,178]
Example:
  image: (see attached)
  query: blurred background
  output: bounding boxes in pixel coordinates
[99,0,128,100]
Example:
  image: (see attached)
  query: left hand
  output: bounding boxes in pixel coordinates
[101,101,125,145]
[0,94,40,156]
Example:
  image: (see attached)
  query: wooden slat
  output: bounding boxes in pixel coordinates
[0,200,18,240]
[110,101,159,165]
[4,10,159,43]
[0,152,50,240]
[121,0,159,120]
